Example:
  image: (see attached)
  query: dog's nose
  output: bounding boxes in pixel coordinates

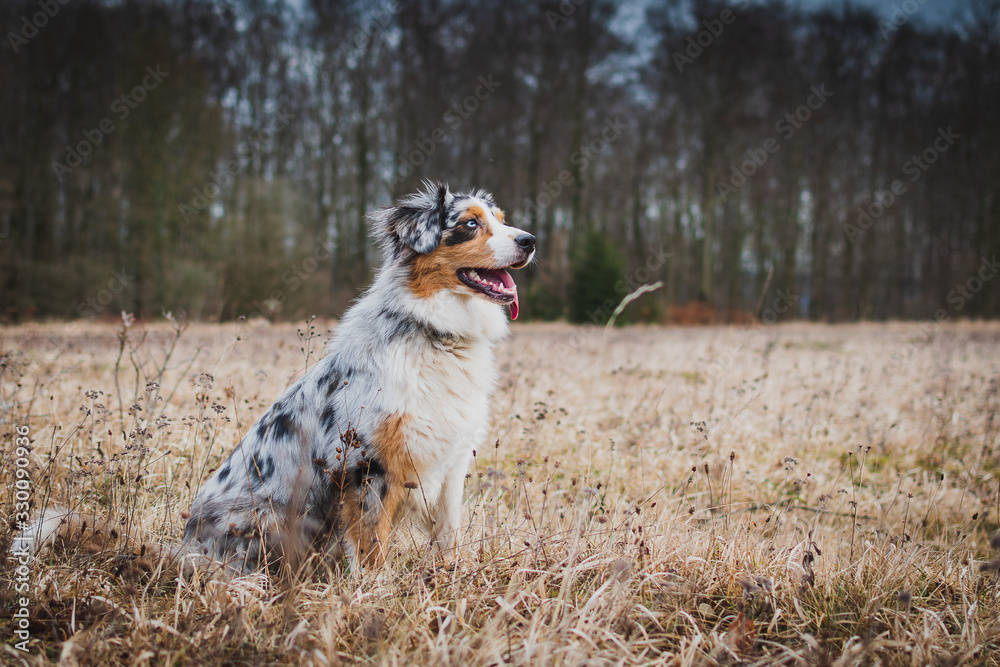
[515,233,535,252]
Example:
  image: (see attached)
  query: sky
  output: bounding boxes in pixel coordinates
[791,0,967,27]
[610,0,971,35]
[608,0,973,66]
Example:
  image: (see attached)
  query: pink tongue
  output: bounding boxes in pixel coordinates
[481,269,519,320]
[498,269,518,320]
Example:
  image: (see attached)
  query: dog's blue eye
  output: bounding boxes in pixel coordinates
[465,220,478,229]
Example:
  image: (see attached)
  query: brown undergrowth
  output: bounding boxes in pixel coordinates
[2,316,999,665]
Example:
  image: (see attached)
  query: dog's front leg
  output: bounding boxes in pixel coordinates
[341,471,404,572]
[340,413,413,573]
[427,452,472,559]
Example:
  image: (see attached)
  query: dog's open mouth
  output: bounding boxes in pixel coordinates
[457,267,520,319]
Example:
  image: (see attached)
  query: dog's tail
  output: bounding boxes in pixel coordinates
[12,505,328,578]
[10,506,203,570]
[11,505,76,555]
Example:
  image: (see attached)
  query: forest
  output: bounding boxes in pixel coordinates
[2,0,998,323]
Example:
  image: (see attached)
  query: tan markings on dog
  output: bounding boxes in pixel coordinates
[374,412,417,484]
[459,205,486,223]
[409,226,498,299]
[341,413,417,569]
[492,208,504,222]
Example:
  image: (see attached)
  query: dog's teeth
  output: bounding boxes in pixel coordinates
[468,270,480,280]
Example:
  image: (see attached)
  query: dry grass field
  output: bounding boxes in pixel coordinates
[2,318,1000,665]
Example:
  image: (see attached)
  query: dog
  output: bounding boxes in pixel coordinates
[15,182,535,575]
[183,181,534,572]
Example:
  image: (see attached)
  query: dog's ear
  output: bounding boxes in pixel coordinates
[371,181,452,256]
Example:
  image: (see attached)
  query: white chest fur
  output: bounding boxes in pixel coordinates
[389,336,497,467]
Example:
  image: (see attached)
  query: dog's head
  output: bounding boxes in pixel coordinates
[371,182,535,319]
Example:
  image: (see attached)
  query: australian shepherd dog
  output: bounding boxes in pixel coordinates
[16,182,535,575]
